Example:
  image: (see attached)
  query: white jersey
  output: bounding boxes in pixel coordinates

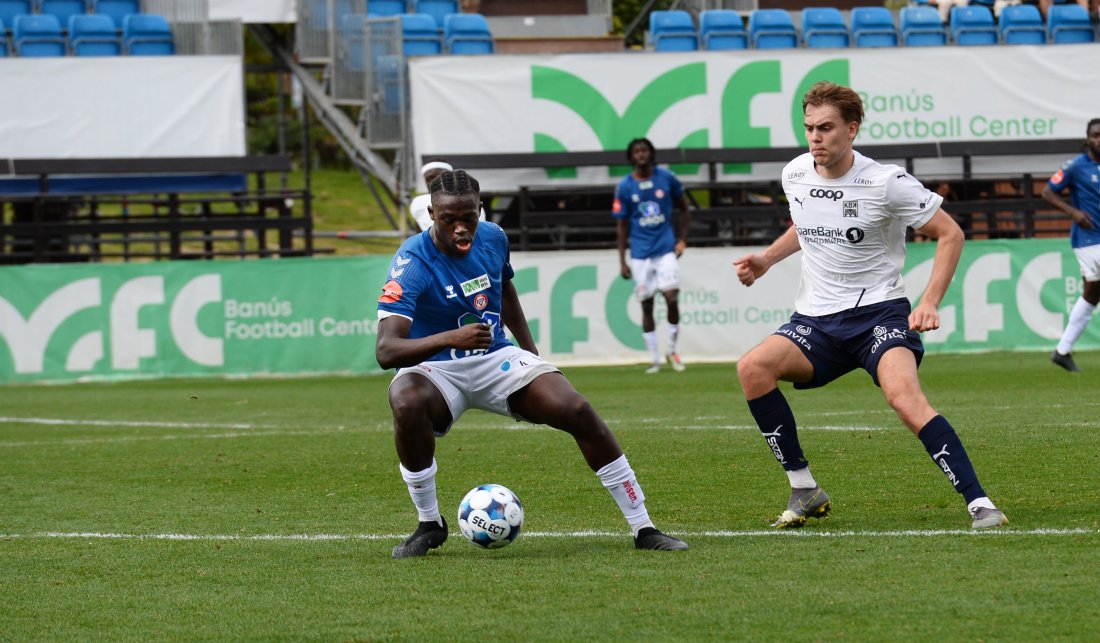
[782,150,942,316]
[409,193,487,232]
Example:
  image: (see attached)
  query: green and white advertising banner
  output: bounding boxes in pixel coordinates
[408,46,1098,191]
[0,239,1094,383]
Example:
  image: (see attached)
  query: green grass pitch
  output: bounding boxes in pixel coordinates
[2,351,1099,640]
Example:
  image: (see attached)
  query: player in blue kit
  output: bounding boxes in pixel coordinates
[377,169,687,557]
[1043,118,1100,372]
[614,138,692,374]
[733,82,1007,530]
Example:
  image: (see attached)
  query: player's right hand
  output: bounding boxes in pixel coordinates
[620,264,632,280]
[452,323,492,349]
[733,254,765,287]
[1072,208,1094,230]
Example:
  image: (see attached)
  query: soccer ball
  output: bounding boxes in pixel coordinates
[457,484,524,549]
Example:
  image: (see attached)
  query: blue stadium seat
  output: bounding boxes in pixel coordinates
[649,9,698,51]
[38,0,87,28]
[899,6,947,46]
[123,13,174,55]
[0,0,32,30]
[0,17,6,54]
[69,13,119,54]
[999,4,1046,45]
[1048,4,1095,43]
[367,0,406,17]
[748,9,798,49]
[850,7,897,47]
[699,9,747,50]
[413,0,456,31]
[443,13,493,54]
[13,14,65,56]
[90,0,139,30]
[801,7,849,48]
[401,13,441,56]
[949,5,997,45]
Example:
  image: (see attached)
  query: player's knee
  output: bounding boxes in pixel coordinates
[388,387,434,423]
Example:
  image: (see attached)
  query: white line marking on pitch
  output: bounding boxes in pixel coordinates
[0,429,352,448]
[2,528,1093,542]
[0,416,276,430]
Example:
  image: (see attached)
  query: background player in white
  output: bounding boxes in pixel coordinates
[732,82,1007,530]
[614,138,692,374]
[377,169,687,557]
[409,160,485,232]
[1042,118,1100,372]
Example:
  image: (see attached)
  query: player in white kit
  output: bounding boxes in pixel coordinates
[733,82,1007,530]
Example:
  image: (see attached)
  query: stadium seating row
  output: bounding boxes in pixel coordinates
[0,12,172,56]
[342,11,493,56]
[0,0,139,31]
[366,0,458,30]
[649,5,1097,51]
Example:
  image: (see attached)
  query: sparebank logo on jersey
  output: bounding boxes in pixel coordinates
[0,274,223,376]
[530,59,850,177]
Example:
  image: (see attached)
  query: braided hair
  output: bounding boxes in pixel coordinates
[429,169,480,199]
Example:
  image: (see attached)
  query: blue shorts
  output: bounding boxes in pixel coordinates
[774,298,924,389]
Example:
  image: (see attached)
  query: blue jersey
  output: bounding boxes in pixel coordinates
[377,222,514,362]
[613,167,684,259]
[1048,152,1100,248]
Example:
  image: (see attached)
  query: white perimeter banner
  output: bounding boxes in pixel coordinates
[0,57,245,158]
[208,0,296,23]
[410,45,1098,192]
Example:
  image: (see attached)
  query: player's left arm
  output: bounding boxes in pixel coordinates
[910,208,964,332]
[501,279,538,355]
[676,193,691,257]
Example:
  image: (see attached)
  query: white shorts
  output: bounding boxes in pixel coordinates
[630,251,680,301]
[1074,244,1100,282]
[389,345,559,436]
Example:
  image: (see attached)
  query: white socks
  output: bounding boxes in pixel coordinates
[596,454,653,536]
[1057,297,1096,355]
[667,323,680,355]
[786,467,818,489]
[399,459,442,526]
[643,331,659,365]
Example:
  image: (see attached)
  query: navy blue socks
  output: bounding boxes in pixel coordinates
[747,388,807,471]
[918,415,986,504]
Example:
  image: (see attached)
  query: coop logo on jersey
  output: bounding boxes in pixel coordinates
[473,293,488,310]
[843,200,859,217]
[460,274,490,296]
[809,189,844,201]
[379,280,403,303]
[846,227,865,243]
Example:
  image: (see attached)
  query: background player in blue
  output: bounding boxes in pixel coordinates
[377,169,687,557]
[732,82,1007,531]
[1042,118,1100,372]
[614,138,692,374]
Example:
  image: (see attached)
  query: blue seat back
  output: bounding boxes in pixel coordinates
[123,13,174,55]
[0,1,32,28]
[340,13,367,69]
[649,9,697,51]
[1048,4,1095,43]
[0,17,6,55]
[70,13,120,55]
[999,4,1045,44]
[443,12,493,54]
[699,9,746,50]
[92,0,140,29]
[368,0,406,17]
[401,12,441,56]
[39,0,86,25]
[801,7,849,48]
[899,6,947,46]
[413,0,456,30]
[850,7,897,47]
[13,13,65,56]
[749,9,798,49]
[949,5,997,45]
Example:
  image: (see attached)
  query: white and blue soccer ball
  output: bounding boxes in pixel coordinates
[457,484,524,549]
